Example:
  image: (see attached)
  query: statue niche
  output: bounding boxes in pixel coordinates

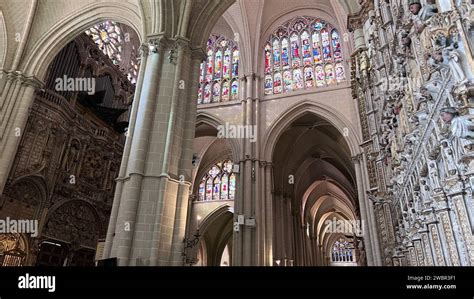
[63,139,81,175]
[440,107,474,162]
[418,2,438,21]
[408,0,438,33]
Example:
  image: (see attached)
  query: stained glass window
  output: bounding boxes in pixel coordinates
[232,49,239,77]
[315,65,325,87]
[273,39,281,70]
[231,80,239,100]
[331,238,354,262]
[264,75,273,95]
[86,21,123,64]
[321,29,331,62]
[222,81,230,102]
[229,173,236,200]
[335,62,346,82]
[205,177,213,201]
[301,31,312,65]
[293,69,303,90]
[197,160,237,201]
[282,38,290,68]
[203,84,211,104]
[283,70,292,92]
[274,72,282,94]
[332,30,343,61]
[325,64,334,84]
[198,181,206,201]
[198,35,239,104]
[290,33,301,68]
[221,174,229,199]
[304,66,315,88]
[197,87,203,104]
[127,46,140,84]
[264,43,272,74]
[85,21,139,84]
[214,50,223,79]
[212,82,221,102]
[213,177,221,200]
[224,48,232,79]
[264,16,346,95]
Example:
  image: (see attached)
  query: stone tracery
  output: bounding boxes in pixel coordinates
[349,0,474,266]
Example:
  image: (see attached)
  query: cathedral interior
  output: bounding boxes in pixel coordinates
[0,0,473,267]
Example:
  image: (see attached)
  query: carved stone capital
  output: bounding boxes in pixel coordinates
[138,43,149,57]
[259,160,272,167]
[5,71,44,89]
[168,38,191,64]
[22,76,44,89]
[351,153,364,163]
[146,35,172,54]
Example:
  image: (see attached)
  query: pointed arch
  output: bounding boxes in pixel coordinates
[20,2,144,81]
[195,111,241,163]
[262,100,363,163]
[0,10,7,69]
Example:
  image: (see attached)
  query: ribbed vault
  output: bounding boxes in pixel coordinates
[272,112,362,266]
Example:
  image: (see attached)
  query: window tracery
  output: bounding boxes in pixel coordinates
[264,16,345,95]
[85,21,139,84]
[197,160,236,201]
[331,238,354,262]
[198,35,239,104]
[86,21,123,65]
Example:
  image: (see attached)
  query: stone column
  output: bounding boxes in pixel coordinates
[254,74,263,265]
[231,73,257,266]
[104,35,204,266]
[361,154,383,265]
[273,193,282,261]
[420,231,435,266]
[435,205,459,265]
[168,47,204,266]
[265,163,274,266]
[0,73,43,194]
[451,194,474,265]
[103,43,149,259]
[310,237,317,266]
[294,209,304,265]
[427,221,447,266]
[306,222,311,265]
[106,38,164,265]
[317,244,323,266]
[448,197,470,266]
[242,73,254,266]
[281,197,287,259]
[255,162,263,264]
[258,161,273,266]
[231,80,247,266]
[285,195,293,261]
[352,154,375,265]
[352,28,366,50]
